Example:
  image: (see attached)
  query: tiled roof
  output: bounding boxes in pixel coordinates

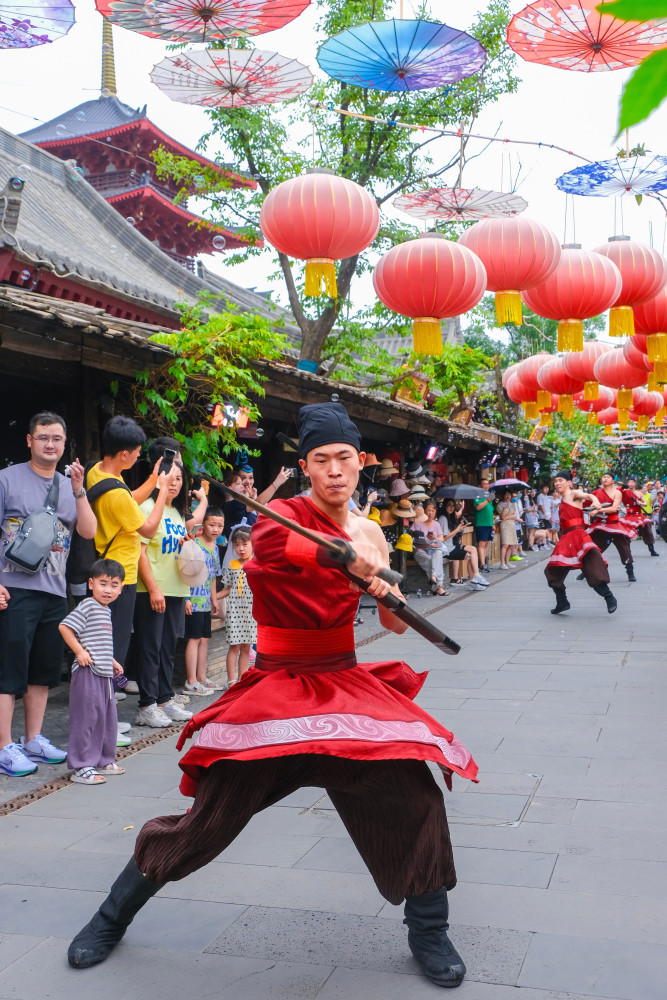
[0,125,300,340]
[20,96,145,144]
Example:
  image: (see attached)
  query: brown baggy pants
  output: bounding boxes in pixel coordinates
[134,755,456,906]
[544,547,610,590]
[588,529,632,567]
[638,522,655,548]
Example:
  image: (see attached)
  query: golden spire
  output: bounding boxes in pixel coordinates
[101,18,117,97]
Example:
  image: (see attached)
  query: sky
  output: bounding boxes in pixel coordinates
[2,0,667,324]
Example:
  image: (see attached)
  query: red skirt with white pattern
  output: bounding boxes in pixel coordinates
[587,519,637,539]
[620,512,652,532]
[547,527,603,570]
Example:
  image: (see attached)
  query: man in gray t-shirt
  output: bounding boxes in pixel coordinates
[0,412,96,778]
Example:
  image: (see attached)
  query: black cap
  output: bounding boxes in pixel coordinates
[554,469,573,482]
[298,402,361,459]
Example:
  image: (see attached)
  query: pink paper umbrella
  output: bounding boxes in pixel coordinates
[96,0,310,42]
[393,187,527,221]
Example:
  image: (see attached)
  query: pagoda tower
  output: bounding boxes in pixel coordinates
[20,20,258,271]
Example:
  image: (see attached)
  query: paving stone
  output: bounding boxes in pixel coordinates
[518,932,667,999]
[317,972,592,1000]
[550,854,667,899]
[0,814,110,851]
[455,846,557,889]
[574,799,667,831]
[0,933,44,973]
[522,797,577,825]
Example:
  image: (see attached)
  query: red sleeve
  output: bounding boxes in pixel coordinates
[250,502,339,570]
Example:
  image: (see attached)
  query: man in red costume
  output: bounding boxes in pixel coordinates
[621,477,659,557]
[587,473,638,582]
[545,470,617,615]
[68,401,477,989]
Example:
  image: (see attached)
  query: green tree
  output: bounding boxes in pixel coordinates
[541,409,616,485]
[134,295,288,473]
[153,0,519,366]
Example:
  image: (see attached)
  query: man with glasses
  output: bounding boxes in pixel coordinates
[0,411,97,776]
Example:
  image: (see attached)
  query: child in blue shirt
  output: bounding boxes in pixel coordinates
[184,508,225,696]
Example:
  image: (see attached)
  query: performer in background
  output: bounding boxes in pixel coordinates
[68,401,477,990]
[545,471,617,615]
[621,477,659,557]
[587,473,638,582]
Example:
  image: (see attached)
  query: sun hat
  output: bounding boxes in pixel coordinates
[390,498,417,519]
[379,507,398,527]
[388,478,411,498]
[177,539,208,587]
[378,458,399,478]
[409,487,430,504]
[405,461,423,478]
[363,453,382,467]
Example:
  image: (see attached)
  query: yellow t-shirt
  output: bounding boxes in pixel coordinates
[86,463,146,585]
[136,499,190,598]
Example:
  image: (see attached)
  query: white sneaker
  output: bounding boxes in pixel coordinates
[134,704,172,728]
[172,693,190,705]
[161,700,193,722]
[468,581,486,591]
[499,564,511,570]
[124,680,140,694]
[184,681,210,697]
[117,722,131,734]
[472,574,490,587]
[114,691,126,702]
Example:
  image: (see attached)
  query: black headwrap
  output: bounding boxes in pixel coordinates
[298,402,361,459]
[554,469,573,482]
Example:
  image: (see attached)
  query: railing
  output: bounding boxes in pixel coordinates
[86,169,182,205]
[162,249,197,272]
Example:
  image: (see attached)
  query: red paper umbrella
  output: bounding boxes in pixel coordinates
[458,217,561,325]
[373,235,486,356]
[593,348,648,412]
[537,356,584,417]
[260,172,380,298]
[97,0,310,41]
[561,340,611,401]
[507,0,667,73]
[522,246,621,352]
[593,236,667,337]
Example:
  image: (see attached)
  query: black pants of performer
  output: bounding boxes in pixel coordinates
[638,523,655,547]
[589,529,632,567]
[135,755,455,905]
[544,547,610,590]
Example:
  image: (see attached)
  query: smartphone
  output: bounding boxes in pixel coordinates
[159,448,176,476]
[284,468,297,478]
[191,474,202,491]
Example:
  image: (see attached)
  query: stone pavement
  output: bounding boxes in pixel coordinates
[0,543,666,999]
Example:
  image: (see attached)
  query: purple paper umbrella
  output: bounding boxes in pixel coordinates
[0,0,75,47]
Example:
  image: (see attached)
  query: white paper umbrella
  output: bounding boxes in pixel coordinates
[150,46,314,107]
[393,187,527,221]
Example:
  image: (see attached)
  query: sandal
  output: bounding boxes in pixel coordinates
[435,587,450,596]
[98,763,125,776]
[71,767,106,785]
[353,616,364,625]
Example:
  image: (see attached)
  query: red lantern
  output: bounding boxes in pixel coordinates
[373,236,486,356]
[593,347,648,410]
[507,371,542,418]
[631,390,663,417]
[574,385,615,413]
[501,361,522,389]
[537,357,584,417]
[597,406,619,436]
[561,341,611,401]
[260,172,380,298]
[523,246,622,353]
[515,353,553,409]
[458,217,561,326]
[633,286,667,377]
[594,236,667,338]
[623,336,652,372]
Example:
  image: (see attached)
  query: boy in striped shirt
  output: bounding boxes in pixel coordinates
[59,559,126,785]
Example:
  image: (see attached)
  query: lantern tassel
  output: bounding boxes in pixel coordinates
[412,317,443,356]
[305,258,337,298]
[618,408,630,430]
[557,393,574,418]
[617,388,633,409]
[647,334,667,363]
[587,412,598,426]
[539,412,552,427]
[537,390,551,409]
[495,291,522,326]
[584,380,599,401]
[523,401,540,420]
[654,360,667,383]
[608,305,634,338]
[648,372,659,392]
[604,425,613,436]
[637,415,650,432]
[655,407,666,427]
[557,320,583,353]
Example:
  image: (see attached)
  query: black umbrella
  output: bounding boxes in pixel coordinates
[434,485,492,501]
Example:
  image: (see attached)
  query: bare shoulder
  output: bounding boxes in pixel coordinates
[349,514,385,546]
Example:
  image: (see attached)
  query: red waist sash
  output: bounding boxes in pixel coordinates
[561,520,585,533]
[255,623,357,674]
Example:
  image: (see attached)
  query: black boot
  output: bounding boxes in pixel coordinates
[575,572,585,581]
[649,545,659,557]
[594,583,617,613]
[550,587,570,615]
[404,888,466,988]
[68,858,161,968]
[626,562,636,582]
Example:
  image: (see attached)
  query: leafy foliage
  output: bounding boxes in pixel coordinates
[600,1,667,133]
[542,409,616,485]
[134,295,288,474]
[152,0,519,365]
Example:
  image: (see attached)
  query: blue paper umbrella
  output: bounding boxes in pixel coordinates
[556,155,667,197]
[0,0,75,47]
[317,18,486,92]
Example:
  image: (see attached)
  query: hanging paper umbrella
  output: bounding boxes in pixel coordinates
[0,0,74,48]
[95,0,309,41]
[150,47,314,107]
[556,155,667,198]
[394,188,527,222]
[507,0,667,73]
[317,18,486,92]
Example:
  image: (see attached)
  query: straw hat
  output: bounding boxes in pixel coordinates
[388,478,411,498]
[390,498,417,520]
[407,474,432,488]
[363,453,381,468]
[379,507,398,527]
[409,487,431,504]
[378,458,399,478]
[177,539,208,587]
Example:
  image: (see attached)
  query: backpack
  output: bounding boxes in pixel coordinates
[4,476,60,574]
[66,464,131,585]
